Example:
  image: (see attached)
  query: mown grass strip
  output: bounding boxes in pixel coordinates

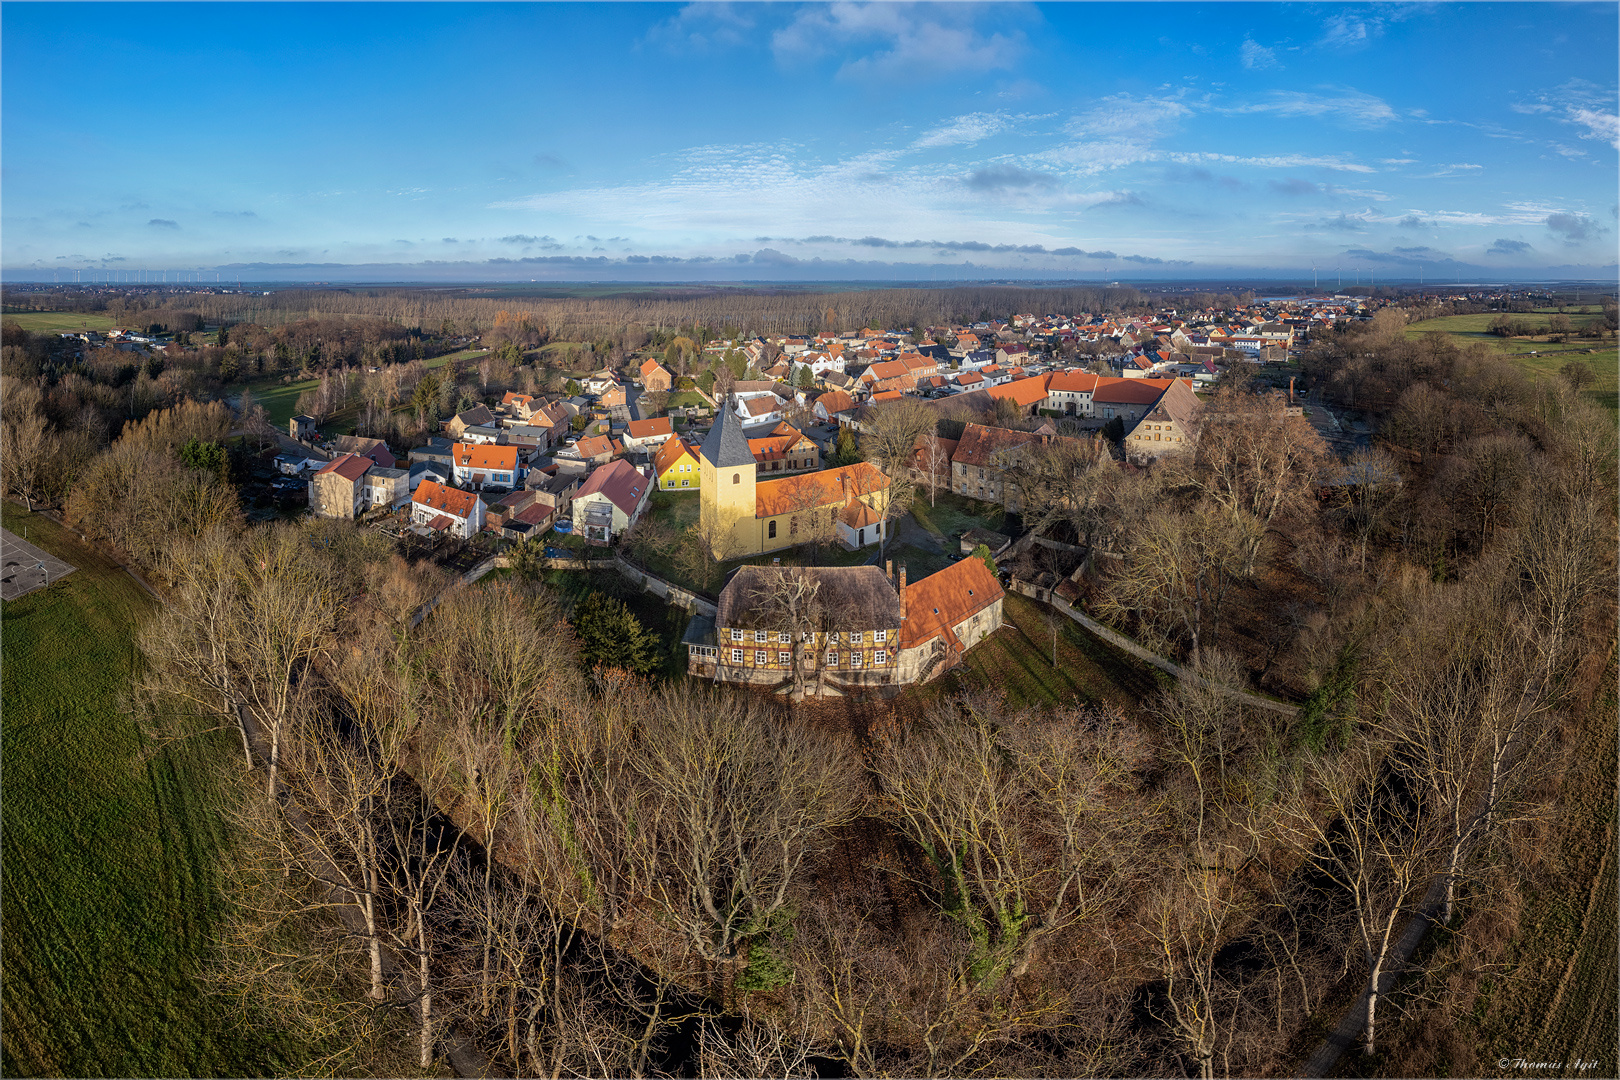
[0,506,288,1077]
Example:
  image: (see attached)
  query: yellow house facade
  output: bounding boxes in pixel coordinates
[654,436,702,491]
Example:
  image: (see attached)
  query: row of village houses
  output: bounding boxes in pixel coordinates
[298,362,1201,554]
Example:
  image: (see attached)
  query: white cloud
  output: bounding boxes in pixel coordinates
[1570,107,1620,149]
[642,3,757,51]
[1068,93,1191,141]
[912,112,1014,150]
[771,2,1029,80]
[1240,38,1278,70]
[1316,9,1412,50]
[1227,88,1399,128]
[1169,152,1376,174]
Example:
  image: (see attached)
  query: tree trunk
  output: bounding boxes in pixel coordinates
[418,909,434,1069]
[1363,958,1382,1055]
[364,878,385,1000]
[266,719,281,804]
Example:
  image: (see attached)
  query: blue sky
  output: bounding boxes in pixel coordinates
[3,2,1616,282]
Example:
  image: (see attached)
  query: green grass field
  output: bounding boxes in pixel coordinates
[902,591,1168,714]
[0,505,287,1076]
[1404,315,1617,416]
[3,310,120,334]
[908,491,1010,542]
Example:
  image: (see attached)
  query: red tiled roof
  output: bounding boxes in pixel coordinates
[1092,377,1181,406]
[951,423,1039,468]
[316,453,372,483]
[574,458,650,517]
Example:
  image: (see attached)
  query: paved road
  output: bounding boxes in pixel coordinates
[0,526,76,600]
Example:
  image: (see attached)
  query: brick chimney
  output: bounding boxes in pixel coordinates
[885,559,893,581]
[840,471,854,507]
[1289,376,1295,404]
[898,564,908,622]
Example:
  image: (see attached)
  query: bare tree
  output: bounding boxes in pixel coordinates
[0,377,55,511]
[1329,446,1404,571]
[747,567,824,698]
[1192,387,1328,572]
[917,431,953,506]
[1097,504,1259,666]
[880,693,1150,987]
[1153,651,1249,845]
[1140,867,1248,1080]
[1270,734,1444,1056]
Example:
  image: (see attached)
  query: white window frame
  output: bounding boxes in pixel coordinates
[874,629,887,643]
[826,650,838,666]
[875,650,888,665]
[730,628,743,642]
[731,648,743,663]
[755,630,768,643]
[755,650,768,665]
[778,650,791,665]
[850,652,863,668]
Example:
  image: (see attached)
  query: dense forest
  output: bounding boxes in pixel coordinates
[1,287,1614,1077]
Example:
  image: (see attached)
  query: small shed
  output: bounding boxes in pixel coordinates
[290,414,318,440]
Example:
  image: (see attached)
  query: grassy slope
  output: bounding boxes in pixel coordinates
[902,591,1168,714]
[4,311,120,334]
[0,506,283,1077]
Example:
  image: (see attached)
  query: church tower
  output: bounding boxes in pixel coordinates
[698,399,758,559]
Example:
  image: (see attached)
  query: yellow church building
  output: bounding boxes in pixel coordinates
[699,400,891,559]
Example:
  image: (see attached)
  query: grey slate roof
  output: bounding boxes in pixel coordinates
[699,399,755,469]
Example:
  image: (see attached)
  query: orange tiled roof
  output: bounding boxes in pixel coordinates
[626,416,674,440]
[413,479,478,519]
[984,375,1052,408]
[316,452,371,483]
[754,461,889,519]
[899,556,1003,651]
[1047,370,1099,394]
[452,442,518,471]
[816,389,855,414]
[748,423,811,459]
[654,436,699,476]
[573,434,616,459]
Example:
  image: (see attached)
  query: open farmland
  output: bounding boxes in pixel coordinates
[3,310,120,334]
[1404,314,1616,415]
